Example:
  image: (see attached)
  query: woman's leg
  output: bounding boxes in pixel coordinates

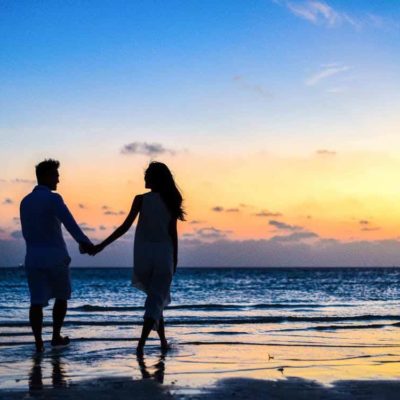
[157,317,169,350]
[136,317,154,356]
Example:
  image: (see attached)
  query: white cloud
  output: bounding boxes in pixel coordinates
[306,65,350,86]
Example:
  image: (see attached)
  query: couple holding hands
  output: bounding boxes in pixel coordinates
[20,159,185,356]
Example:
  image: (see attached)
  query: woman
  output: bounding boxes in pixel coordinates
[93,162,185,355]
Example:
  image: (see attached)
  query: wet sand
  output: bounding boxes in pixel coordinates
[1,329,400,399]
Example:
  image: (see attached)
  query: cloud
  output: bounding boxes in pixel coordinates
[239,203,254,208]
[2,198,13,205]
[269,220,303,231]
[361,227,380,232]
[226,208,240,213]
[359,220,369,225]
[211,206,224,212]
[188,226,233,242]
[102,205,110,210]
[10,230,23,239]
[99,225,107,231]
[13,217,20,223]
[275,0,360,28]
[104,210,126,216]
[189,220,205,225]
[306,65,350,86]
[255,211,283,217]
[79,223,96,232]
[121,142,175,157]
[316,149,336,156]
[78,203,86,209]
[11,178,36,184]
[275,0,399,31]
[271,231,319,242]
[232,76,272,99]
[4,233,400,267]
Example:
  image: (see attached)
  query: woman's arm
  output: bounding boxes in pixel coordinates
[94,195,143,253]
[169,218,178,273]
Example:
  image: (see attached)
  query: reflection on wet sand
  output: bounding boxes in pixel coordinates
[29,353,68,393]
[137,354,166,383]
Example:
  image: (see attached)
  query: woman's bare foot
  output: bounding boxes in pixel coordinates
[136,345,144,357]
[160,340,171,352]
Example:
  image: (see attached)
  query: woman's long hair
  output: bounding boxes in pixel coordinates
[145,162,185,221]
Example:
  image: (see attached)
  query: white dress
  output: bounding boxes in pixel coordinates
[132,192,174,327]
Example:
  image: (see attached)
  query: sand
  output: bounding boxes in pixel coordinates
[1,335,400,399]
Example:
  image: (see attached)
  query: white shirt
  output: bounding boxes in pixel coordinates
[20,185,90,268]
[134,192,172,244]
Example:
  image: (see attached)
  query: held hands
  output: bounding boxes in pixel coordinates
[79,242,105,256]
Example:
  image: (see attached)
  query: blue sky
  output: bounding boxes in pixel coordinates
[1,1,400,266]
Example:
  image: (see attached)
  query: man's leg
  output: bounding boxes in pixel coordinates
[52,299,69,345]
[29,305,44,352]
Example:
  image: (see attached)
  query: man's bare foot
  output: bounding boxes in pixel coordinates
[51,335,70,348]
[35,340,45,353]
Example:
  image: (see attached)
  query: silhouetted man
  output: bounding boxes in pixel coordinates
[20,159,93,352]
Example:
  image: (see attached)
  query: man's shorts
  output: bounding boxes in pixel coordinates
[25,267,71,307]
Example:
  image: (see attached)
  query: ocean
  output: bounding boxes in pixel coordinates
[1,267,400,391]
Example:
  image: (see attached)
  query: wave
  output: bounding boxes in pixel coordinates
[1,315,399,328]
[71,303,353,312]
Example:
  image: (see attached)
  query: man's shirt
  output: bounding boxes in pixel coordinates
[20,185,90,268]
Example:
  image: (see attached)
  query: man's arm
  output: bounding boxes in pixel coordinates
[53,194,93,249]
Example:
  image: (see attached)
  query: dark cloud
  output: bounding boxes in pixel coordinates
[189,220,204,225]
[316,149,336,156]
[269,220,302,231]
[3,198,13,205]
[4,234,400,267]
[78,203,86,209]
[99,225,107,231]
[121,142,175,157]
[195,227,232,240]
[104,210,126,216]
[239,203,253,208]
[359,220,369,225]
[271,231,319,242]
[211,206,224,212]
[102,205,110,210]
[11,230,23,239]
[13,217,20,224]
[226,208,240,213]
[361,227,380,232]
[12,178,36,184]
[79,223,96,232]
[255,211,283,217]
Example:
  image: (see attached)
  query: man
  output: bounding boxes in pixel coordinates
[20,159,93,353]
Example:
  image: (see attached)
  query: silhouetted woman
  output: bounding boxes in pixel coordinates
[93,162,185,355]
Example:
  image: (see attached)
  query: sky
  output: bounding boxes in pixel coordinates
[1,0,400,266]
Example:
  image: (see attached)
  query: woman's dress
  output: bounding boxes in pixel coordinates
[132,192,174,327]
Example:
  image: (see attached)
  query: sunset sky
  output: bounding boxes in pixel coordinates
[1,0,400,266]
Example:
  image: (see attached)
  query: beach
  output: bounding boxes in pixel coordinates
[1,334,400,399]
[1,267,399,399]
